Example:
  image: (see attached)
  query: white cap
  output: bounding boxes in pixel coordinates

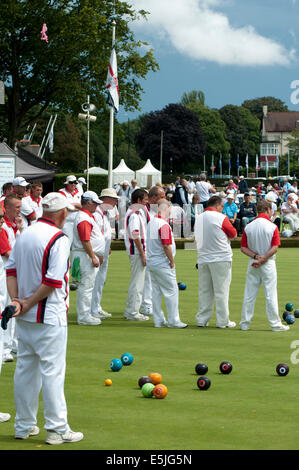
[227,194,235,199]
[265,192,276,202]
[64,175,78,184]
[78,177,86,185]
[82,190,102,204]
[42,192,75,212]
[12,177,29,187]
[100,188,120,199]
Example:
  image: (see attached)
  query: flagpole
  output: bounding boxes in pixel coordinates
[108,20,116,188]
[38,115,53,157]
[41,114,57,160]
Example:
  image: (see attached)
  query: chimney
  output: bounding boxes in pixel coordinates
[263,105,268,117]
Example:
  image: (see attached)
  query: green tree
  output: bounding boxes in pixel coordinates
[0,0,159,146]
[242,96,289,123]
[135,104,206,174]
[219,104,260,172]
[186,102,230,161]
[181,90,205,107]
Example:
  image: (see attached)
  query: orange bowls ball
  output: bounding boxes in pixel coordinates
[149,372,162,385]
[105,379,112,386]
[153,384,168,399]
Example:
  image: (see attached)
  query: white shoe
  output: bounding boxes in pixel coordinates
[197,322,209,327]
[240,324,250,331]
[168,321,188,329]
[78,317,101,325]
[98,310,112,319]
[15,426,40,439]
[0,412,10,423]
[3,353,14,363]
[140,307,153,316]
[124,313,149,321]
[154,320,168,328]
[217,321,236,329]
[272,324,290,332]
[46,429,84,445]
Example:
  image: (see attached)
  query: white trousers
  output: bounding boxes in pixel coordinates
[73,250,98,323]
[14,319,69,436]
[149,265,181,326]
[196,261,232,327]
[141,267,152,312]
[2,288,18,357]
[283,214,299,232]
[91,256,109,316]
[124,255,146,317]
[0,328,3,375]
[240,259,283,329]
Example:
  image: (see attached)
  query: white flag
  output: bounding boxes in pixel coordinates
[106,46,119,113]
[49,124,54,153]
[245,154,248,168]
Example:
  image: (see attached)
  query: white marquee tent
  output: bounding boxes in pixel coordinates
[136,159,161,188]
[85,166,108,175]
[112,159,135,185]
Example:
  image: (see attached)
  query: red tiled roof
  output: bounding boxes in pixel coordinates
[264,112,299,132]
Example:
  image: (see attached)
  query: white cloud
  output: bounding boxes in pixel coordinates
[130,0,294,67]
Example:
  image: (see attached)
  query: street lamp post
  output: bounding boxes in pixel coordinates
[78,96,96,190]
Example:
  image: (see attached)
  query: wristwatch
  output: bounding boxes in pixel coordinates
[253,254,257,260]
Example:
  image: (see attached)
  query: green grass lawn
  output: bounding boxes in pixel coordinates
[1,247,299,451]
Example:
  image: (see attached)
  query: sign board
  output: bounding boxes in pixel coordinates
[0,156,15,193]
[0,81,4,105]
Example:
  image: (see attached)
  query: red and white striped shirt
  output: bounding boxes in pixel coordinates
[6,217,70,325]
[124,206,146,256]
[194,207,237,264]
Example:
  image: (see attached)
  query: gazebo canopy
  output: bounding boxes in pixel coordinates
[136,159,161,188]
[112,159,135,185]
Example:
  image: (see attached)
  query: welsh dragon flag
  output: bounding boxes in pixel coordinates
[106,46,119,113]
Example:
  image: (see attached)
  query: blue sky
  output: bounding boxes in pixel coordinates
[118,0,299,122]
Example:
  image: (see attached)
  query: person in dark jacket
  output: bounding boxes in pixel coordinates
[238,176,248,194]
[239,193,257,231]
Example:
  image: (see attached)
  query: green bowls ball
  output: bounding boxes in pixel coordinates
[141,383,155,398]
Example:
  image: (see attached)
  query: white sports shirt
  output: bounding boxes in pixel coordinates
[194,208,237,264]
[146,215,176,269]
[72,209,105,257]
[6,217,70,325]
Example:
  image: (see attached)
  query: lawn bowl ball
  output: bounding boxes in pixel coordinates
[294,309,299,318]
[285,302,294,312]
[276,363,289,376]
[138,376,153,388]
[149,372,162,385]
[285,314,295,325]
[197,376,211,390]
[178,282,187,290]
[105,379,112,386]
[121,353,134,366]
[110,358,123,372]
[219,361,232,374]
[195,363,208,375]
[153,384,168,399]
[141,383,155,398]
[282,311,289,321]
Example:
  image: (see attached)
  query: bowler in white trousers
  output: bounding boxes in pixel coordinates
[194,195,237,328]
[240,199,289,332]
[124,189,149,321]
[146,199,187,328]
